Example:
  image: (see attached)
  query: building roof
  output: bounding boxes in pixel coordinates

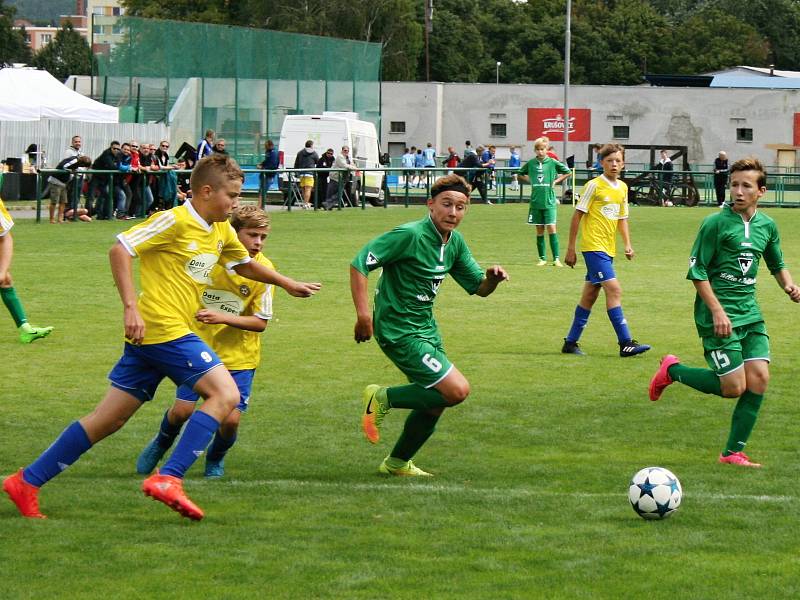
[710,75,800,89]
[705,66,800,78]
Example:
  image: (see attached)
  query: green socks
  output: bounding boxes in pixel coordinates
[390,410,441,462]
[667,363,722,396]
[1,286,27,327]
[548,232,560,260]
[536,235,546,260]
[386,383,449,410]
[723,391,764,456]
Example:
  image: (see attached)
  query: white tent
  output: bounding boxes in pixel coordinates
[0,68,118,123]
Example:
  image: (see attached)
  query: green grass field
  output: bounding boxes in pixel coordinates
[2,204,800,598]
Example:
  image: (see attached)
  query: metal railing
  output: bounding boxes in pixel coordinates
[16,165,800,222]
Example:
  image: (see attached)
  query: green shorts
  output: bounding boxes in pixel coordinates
[702,321,770,376]
[378,336,453,388]
[527,206,557,226]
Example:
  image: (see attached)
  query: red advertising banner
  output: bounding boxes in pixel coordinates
[527,108,591,142]
[794,113,800,146]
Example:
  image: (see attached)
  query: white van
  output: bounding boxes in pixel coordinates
[278,112,384,203]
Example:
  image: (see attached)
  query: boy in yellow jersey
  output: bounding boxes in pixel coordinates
[136,205,275,478]
[3,154,320,521]
[562,144,650,357]
[0,190,54,343]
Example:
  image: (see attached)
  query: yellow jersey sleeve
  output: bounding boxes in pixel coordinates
[217,221,251,270]
[0,198,15,237]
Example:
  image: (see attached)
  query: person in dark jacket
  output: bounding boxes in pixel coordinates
[293,140,319,209]
[88,141,121,219]
[713,151,729,206]
[259,139,280,198]
[458,147,489,204]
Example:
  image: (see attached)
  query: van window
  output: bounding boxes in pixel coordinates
[352,134,378,164]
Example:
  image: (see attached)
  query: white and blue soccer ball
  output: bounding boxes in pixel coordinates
[628,467,682,520]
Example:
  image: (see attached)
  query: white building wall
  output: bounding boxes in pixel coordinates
[381,82,800,166]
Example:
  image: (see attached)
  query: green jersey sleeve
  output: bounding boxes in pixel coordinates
[449,235,485,295]
[686,215,718,281]
[351,226,415,275]
[762,221,786,275]
[555,160,571,175]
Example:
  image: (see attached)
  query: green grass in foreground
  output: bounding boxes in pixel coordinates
[1,204,800,599]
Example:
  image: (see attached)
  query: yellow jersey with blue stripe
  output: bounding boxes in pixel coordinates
[117,201,251,345]
[575,174,628,257]
[0,197,14,237]
[197,253,275,370]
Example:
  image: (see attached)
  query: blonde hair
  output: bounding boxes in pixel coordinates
[189,153,244,191]
[231,205,271,231]
[533,137,549,149]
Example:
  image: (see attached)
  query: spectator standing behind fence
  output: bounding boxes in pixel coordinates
[413,148,425,188]
[259,139,279,195]
[197,130,215,160]
[114,143,133,219]
[508,146,521,191]
[294,140,319,209]
[324,146,358,211]
[48,156,91,223]
[443,147,460,174]
[714,151,729,206]
[316,148,335,206]
[67,135,83,158]
[88,141,120,219]
[423,143,437,169]
[213,139,227,154]
[138,143,157,215]
[656,150,674,205]
[481,145,497,190]
[458,145,488,204]
[401,147,415,185]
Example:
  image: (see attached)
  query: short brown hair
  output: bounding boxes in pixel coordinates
[430,173,471,199]
[189,153,243,191]
[599,143,625,160]
[231,205,270,232]
[730,157,767,188]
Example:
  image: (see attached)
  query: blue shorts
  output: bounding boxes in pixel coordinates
[176,368,255,413]
[108,333,223,402]
[583,251,616,285]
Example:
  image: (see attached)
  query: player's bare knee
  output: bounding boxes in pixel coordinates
[746,372,769,395]
[721,380,746,398]
[444,382,470,405]
[169,402,195,424]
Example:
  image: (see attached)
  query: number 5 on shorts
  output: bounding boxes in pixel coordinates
[422,353,442,373]
[710,349,730,370]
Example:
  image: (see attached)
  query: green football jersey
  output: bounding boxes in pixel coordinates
[351,215,485,345]
[516,157,570,209]
[687,206,785,337]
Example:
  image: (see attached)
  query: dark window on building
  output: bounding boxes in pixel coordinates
[612,125,629,139]
[390,121,406,134]
[736,128,753,142]
[490,123,507,137]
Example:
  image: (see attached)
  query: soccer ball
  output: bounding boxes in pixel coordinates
[664,200,674,206]
[628,467,682,520]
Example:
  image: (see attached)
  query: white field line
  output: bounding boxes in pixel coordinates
[215,478,793,503]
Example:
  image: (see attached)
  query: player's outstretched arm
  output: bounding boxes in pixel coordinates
[475,265,509,297]
[564,210,583,268]
[233,261,321,297]
[693,279,732,338]
[774,269,800,303]
[350,266,373,342]
[0,233,13,285]
[618,219,634,260]
[109,242,145,344]
[195,309,267,332]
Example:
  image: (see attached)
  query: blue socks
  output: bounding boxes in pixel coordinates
[156,409,184,450]
[23,421,92,487]
[160,411,219,478]
[566,305,591,343]
[607,306,632,343]
[207,431,237,463]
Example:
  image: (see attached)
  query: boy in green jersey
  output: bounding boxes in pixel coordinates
[351,174,509,476]
[516,137,571,266]
[649,158,800,467]
[0,187,54,343]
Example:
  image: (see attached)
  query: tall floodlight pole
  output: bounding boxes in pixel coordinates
[424,0,434,82]
[496,61,501,85]
[562,0,572,161]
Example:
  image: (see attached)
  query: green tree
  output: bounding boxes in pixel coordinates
[0,0,33,65]
[32,22,92,81]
